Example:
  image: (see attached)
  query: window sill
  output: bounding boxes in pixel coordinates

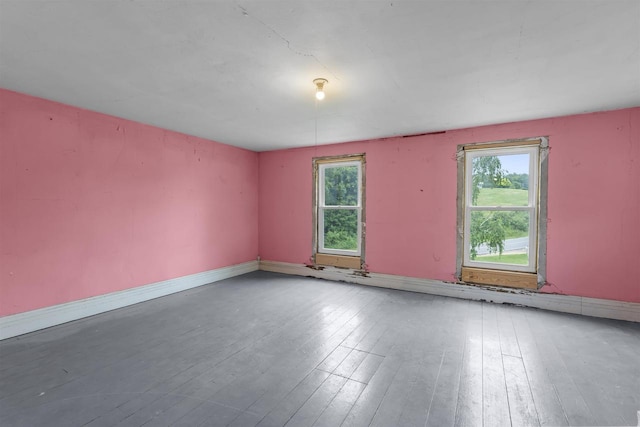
[315,253,361,269]
[461,266,537,290]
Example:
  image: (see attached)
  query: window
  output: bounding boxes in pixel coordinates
[313,154,365,269]
[457,139,548,289]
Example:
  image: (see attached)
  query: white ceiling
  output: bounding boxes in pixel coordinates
[1,1,639,151]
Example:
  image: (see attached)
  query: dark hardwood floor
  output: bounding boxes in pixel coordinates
[1,271,638,426]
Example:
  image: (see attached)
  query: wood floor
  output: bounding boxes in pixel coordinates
[1,271,639,426]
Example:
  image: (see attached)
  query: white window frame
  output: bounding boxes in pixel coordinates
[463,145,539,273]
[317,160,363,256]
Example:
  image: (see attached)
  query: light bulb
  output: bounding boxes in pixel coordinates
[313,78,328,101]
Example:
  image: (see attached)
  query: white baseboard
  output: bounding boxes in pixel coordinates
[259,260,640,323]
[0,260,259,340]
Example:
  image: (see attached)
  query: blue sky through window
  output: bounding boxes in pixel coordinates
[499,154,529,174]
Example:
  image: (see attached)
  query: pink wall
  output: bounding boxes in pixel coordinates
[0,89,259,316]
[259,108,640,303]
[1,88,637,315]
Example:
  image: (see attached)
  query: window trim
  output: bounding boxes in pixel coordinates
[318,160,362,256]
[312,154,365,268]
[456,138,548,289]
[463,145,539,273]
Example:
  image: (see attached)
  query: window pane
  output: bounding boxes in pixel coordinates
[469,211,530,266]
[324,165,358,206]
[471,153,529,206]
[323,209,358,250]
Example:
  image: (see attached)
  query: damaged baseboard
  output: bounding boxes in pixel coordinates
[259,260,640,323]
[0,260,259,340]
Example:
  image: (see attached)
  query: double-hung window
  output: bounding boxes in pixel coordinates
[457,138,548,289]
[313,155,365,269]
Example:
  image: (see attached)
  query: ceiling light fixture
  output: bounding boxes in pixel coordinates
[313,78,328,100]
